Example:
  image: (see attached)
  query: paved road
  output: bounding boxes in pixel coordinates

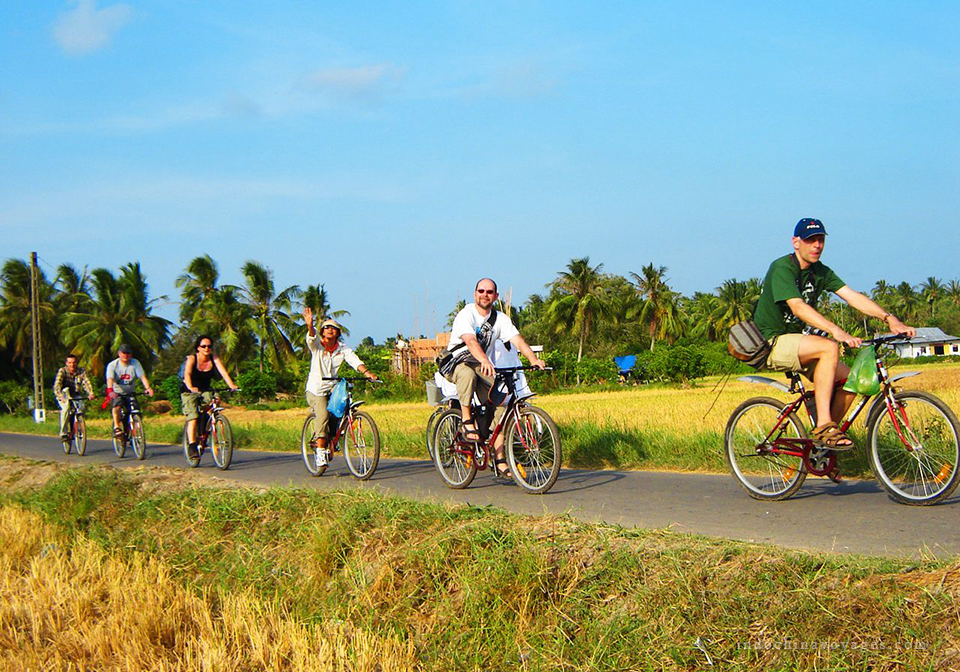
[2,431,958,559]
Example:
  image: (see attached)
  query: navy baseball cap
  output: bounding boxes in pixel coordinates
[794,218,827,239]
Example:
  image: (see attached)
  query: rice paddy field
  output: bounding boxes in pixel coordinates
[1,458,958,671]
[3,362,958,477]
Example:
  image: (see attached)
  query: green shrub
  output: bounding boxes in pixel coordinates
[159,375,183,414]
[0,380,30,414]
[237,370,278,403]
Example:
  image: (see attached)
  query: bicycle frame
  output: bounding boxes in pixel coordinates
[446,368,538,472]
[195,395,226,451]
[742,336,921,477]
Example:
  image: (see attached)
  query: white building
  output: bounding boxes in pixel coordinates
[884,327,960,358]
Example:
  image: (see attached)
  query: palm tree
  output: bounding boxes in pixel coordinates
[291,283,351,350]
[55,264,92,315]
[920,277,945,319]
[61,265,172,376]
[892,282,919,323]
[238,261,301,373]
[544,258,610,378]
[871,280,891,303]
[709,278,761,334]
[0,258,59,370]
[176,255,220,324]
[630,263,684,350]
[684,292,720,341]
[947,279,960,310]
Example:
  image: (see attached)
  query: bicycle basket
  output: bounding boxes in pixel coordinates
[842,345,881,396]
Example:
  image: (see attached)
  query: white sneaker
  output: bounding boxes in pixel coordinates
[316,448,328,466]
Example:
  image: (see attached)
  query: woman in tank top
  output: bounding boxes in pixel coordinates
[182,335,239,459]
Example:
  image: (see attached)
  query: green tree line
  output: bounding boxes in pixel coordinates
[2,255,959,404]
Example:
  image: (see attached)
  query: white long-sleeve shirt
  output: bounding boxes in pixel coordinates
[305,332,364,395]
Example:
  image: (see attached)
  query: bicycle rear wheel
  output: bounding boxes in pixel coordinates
[211,414,234,470]
[505,405,562,494]
[301,414,327,476]
[62,416,72,455]
[867,390,960,505]
[130,416,146,460]
[724,397,807,501]
[425,407,445,462]
[344,411,380,480]
[432,409,476,489]
[74,416,87,456]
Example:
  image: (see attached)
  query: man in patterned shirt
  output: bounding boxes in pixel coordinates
[53,354,95,439]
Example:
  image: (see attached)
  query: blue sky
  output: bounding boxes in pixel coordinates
[2,1,958,343]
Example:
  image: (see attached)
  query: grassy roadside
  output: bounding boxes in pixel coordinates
[0,456,956,671]
[3,361,957,478]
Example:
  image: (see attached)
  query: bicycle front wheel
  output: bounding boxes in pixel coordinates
[301,414,327,477]
[432,409,476,489]
[113,422,127,458]
[867,390,960,505]
[130,416,146,461]
[725,397,807,501]
[505,405,562,494]
[344,411,380,480]
[62,416,72,455]
[211,414,234,470]
[74,416,87,456]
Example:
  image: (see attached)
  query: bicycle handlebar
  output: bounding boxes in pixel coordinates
[494,366,554,373]
[863,334,911,346]
[321,376,383,383]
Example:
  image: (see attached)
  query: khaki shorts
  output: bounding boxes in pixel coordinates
[765,333,817,381]
[305,391,333,439]
[181,391,214,420]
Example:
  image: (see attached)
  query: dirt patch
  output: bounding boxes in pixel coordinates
[0,457,66,492]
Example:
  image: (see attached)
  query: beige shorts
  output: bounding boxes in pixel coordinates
[765,333,816,381]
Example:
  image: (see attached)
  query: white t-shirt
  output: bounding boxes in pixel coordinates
[106,358,145,395]
[434,340,532,403]
[448,304,520,357]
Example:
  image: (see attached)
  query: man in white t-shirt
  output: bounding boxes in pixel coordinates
[444,278,545,476]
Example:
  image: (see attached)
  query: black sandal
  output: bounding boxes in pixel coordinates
[494,458,511,479]
[461,422,482,442]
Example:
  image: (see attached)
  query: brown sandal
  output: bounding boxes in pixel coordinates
[812,422,854,451]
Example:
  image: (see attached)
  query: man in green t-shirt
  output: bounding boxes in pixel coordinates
[753,218,914,449]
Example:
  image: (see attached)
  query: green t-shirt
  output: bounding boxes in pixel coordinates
[753,254,845,340]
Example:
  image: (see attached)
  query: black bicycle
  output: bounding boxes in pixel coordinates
[60,396,89,456]
[112,393,146,460]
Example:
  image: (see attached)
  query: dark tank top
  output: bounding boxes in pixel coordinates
[181,357,221,392]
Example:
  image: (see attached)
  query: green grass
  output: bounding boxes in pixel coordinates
[2,461,955,671]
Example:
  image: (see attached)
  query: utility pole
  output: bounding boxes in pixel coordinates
[30,252,45,423]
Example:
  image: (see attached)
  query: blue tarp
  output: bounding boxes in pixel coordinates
[614,355,637,373]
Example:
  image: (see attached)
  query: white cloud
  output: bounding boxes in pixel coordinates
[52,0,133,56]
[299,63,407,99]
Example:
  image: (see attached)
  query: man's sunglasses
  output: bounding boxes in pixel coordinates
[476,289,497,295]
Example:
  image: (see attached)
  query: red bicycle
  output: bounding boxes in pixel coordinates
[431,366,561,494]
[725,335,960,505]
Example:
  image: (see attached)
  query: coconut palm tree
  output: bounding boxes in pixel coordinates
[709,278,761,334]
[892,282,919,323]
[290,283,351,351]
[545,258,610,378]
[920,277,945,319]
[238,261,301,373]
[0,258,59,370]
[54,264,92,315]
[176,254,220,324]
[871,279,892,303]
[61,265,172,376]
[947,279,960,310]
[630,263,685,350]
